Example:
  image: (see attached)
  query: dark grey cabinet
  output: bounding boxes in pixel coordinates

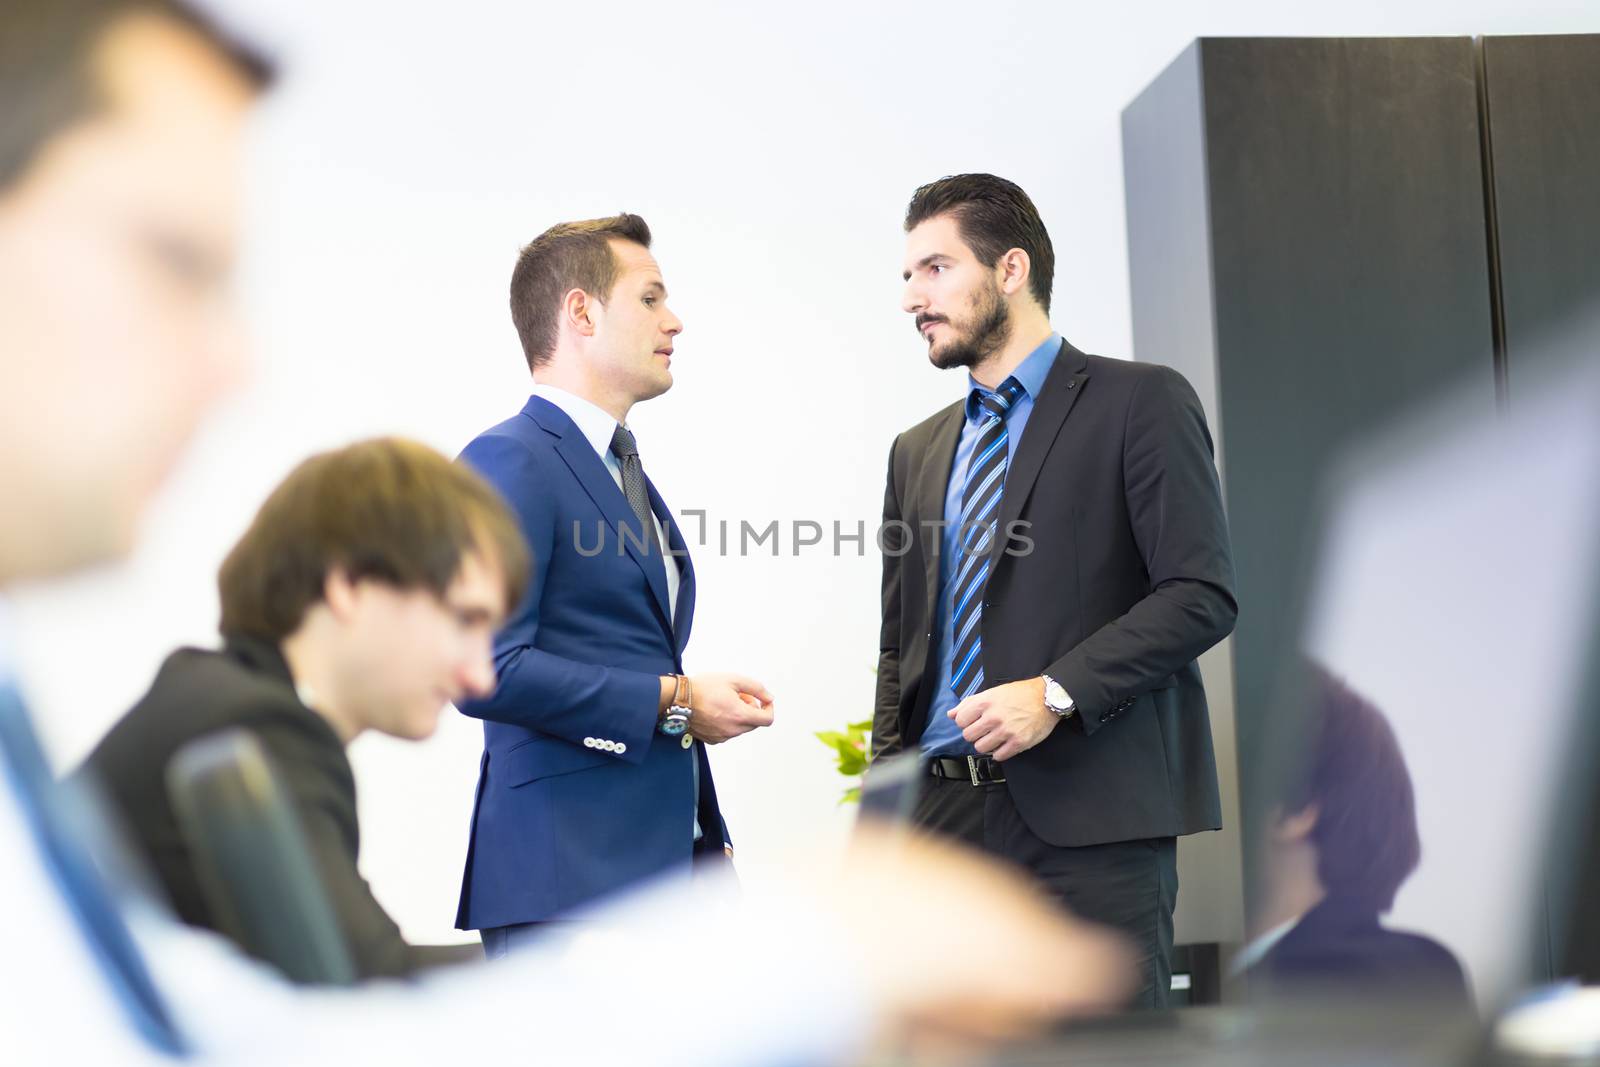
[1123,35,1600,968]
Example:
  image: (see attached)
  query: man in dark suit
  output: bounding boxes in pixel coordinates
[874,174,1238,1008]
[84,438,529,979]
[1243,665,1470,1006]
[456,215,776,955]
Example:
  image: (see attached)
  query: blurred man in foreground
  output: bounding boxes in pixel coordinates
[0,0,1131,1063]
[84,439,527,979]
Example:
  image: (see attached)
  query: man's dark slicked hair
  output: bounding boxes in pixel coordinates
[1286,665,1424,914]
[509,214,652,371]
[0,0,275,191]
[904,173,1055,313]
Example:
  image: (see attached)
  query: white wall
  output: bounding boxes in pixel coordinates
[13,0,1598,947]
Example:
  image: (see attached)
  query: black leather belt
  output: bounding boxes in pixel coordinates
[928,754,1006,785]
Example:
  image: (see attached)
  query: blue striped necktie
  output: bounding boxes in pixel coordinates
[950,377,1026,701]
[0,685,187,1056]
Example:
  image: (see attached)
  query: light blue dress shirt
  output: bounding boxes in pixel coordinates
[920,334,1061,757]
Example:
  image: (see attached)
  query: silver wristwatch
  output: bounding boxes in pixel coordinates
[659,675,694,737]
[1042,674,1075,719]
[660,705,692,737]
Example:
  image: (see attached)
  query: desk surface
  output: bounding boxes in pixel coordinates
[983,1003,1486,1067]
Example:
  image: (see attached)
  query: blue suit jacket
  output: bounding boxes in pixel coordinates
[454,395,728,930]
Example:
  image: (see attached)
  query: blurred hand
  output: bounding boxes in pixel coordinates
[688,672,774,744]
[821,821,1133,1056]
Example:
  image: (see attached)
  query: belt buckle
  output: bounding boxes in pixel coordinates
[967,754,981,787]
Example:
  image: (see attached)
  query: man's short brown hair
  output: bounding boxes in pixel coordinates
[0,0,274,191]
[509,214,652,370]
[218,438,530,643]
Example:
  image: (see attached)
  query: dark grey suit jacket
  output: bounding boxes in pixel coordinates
[83,636,473,979]
[874,340,1237,846]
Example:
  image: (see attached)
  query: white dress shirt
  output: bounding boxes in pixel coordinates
[1229,915,1302,976]
[0,612,863,1065]
[529,383,681,619]
[0,758,865,1066]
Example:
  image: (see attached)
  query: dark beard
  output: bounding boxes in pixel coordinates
[928,284,1011,370]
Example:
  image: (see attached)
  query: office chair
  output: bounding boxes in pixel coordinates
[166,728,359,986]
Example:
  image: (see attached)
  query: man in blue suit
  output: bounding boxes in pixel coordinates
[456,214,777,955]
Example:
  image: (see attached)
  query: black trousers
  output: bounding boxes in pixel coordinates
[911,772,1179,1009]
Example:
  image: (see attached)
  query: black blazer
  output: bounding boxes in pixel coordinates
[83,637,468,978]
[1257,895,1472,1005]
[874,340,1237,846]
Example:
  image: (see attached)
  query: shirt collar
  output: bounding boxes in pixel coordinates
[221,633,295,688]
[966,333,1061,419]
[530,383,628,461]
[1229,914,1302,976]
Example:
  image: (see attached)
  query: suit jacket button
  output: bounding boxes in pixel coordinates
[583,737,596,748]
[681,734,694,749]
[615,742,627,755]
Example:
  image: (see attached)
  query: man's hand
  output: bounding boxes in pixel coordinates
[949,677,1057,761]
[832,822,1133,1052]
[564,822,1132,1060]
[688,672,775,744]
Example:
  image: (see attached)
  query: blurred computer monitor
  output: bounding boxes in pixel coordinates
[1245,322,1600,1015]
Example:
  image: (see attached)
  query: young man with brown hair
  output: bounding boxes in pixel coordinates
[1245,665,1468,1002]
[456,214,776,954]
[85,437,529,979]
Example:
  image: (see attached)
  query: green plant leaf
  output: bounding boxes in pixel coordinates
[836,750,868,777]
[820,736,858,762]
[818,715,875,791]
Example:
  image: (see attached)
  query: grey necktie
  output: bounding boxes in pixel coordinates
[609,424,660,553]
[608,427,694,836]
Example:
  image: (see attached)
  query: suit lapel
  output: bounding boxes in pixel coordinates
[985,341,1090,574]
[525,397,675,638]
[912,403,966,618]
[647,477,695,655]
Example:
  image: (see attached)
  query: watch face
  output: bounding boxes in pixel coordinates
[659,715,688,737]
